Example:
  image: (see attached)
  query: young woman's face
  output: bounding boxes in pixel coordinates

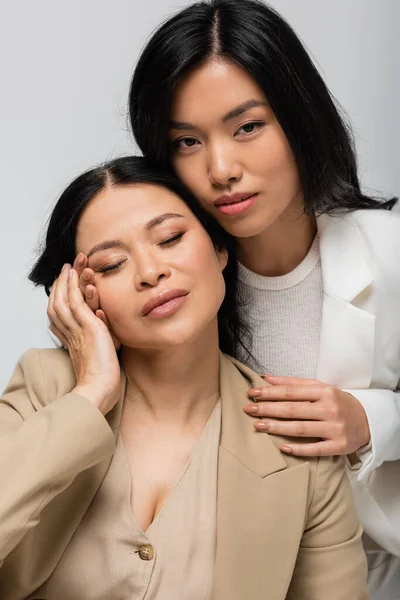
[76,184,227,349]
[169,60,302,239]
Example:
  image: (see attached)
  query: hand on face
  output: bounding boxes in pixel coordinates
[243,375,371,457]
[47,263,121,415]
[73,253,120,350]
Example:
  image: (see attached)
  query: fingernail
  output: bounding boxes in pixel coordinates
[86,287,93,299]
[76,254,85,266]
[244,404,258,414]
[248,388,261,397]
[280,446,293,454]
[255,421,268,431]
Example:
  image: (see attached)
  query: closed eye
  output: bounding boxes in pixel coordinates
[159,232,185,246]
[97,260,126,274]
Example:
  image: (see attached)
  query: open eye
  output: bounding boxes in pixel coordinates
[172,137,200,152]
[235,121,265,136]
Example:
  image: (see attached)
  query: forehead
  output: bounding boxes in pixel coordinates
[76,183,189,247]
[171,59,267,120]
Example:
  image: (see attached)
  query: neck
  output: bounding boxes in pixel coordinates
[238,201,317,276]
[120,321,220,427]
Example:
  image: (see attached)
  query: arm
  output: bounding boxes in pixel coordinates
[0,349,115,560]
[0,264,121,560]
[346,387,400,481]
[287,455,369,600]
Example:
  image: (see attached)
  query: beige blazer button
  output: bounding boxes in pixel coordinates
[138,544,154,560]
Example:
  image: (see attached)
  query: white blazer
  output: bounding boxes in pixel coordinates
[316,208,400,556]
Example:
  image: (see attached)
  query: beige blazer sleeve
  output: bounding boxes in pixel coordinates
[287,453,368,599]
[0,349,115,561]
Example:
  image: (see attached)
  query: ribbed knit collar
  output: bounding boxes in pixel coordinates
[238,234,320,291]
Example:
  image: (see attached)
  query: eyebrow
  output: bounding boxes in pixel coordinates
[87,240,127,259]
[86,213,184,258]
[169,99,268,130]
[145,212,184,231]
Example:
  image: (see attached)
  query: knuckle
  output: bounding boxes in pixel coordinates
[295,422,306,436]
[53,302,61,315]
[324,386,336,401]
[69,300,81,314]
[337,422,346,437]
[326,402,339,420]
[282,403,296,418]
[265,420,275,433]
[261,387,271,399]
[284,387,296,400]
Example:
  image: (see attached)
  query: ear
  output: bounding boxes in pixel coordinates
[217,248,229,271]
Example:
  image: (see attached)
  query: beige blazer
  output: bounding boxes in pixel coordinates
[0,348,368,599]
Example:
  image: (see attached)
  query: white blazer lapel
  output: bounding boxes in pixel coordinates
[316,214,375,388]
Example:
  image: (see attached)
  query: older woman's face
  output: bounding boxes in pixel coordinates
[75,183,227,349]
[169,59,302,240]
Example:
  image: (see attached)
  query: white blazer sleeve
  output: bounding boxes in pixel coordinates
[344,386,400,557]
[345,387,400,481]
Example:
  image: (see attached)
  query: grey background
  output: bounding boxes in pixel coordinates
[1,0,399,390]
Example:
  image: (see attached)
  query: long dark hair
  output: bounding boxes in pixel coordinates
[129,0,397,213]
[29,156,251,358]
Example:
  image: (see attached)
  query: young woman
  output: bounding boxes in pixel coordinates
[125,1,399,598]
[0,156,368,599]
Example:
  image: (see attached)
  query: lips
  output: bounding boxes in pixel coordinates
[213,193,258,217]
[214,192,257,206]
[141,289,189,317]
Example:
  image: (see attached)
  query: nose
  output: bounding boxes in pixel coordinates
[134,250,171,290]
[207,141,243,187]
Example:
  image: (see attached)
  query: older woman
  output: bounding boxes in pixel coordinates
[0,156,367,599]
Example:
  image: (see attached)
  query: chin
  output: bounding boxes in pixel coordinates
[121,327,200,351]
[222,216,275,239]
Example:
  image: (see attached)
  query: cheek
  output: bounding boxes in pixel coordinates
[173,156,208,197]
[257,128,299,180]
[95,281,128,324]
[189,241,226,303]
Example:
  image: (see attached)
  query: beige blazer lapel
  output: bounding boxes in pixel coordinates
[213,356,311,600]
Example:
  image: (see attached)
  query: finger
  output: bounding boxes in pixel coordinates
[47,274,57,317]
[96,309,121,350]
[47,267,73,336]
[280,440,345,457]
[73,252,87,278]
[49,322,68,347]
[85,284,101,313]
[78,266,94,297]
[243,400,322,420]
[248,385,322,402]
[262,375,319,386]
[82,267,95,287]
[253,419,330,438]
[52,264,81,331]
[68,268,98,327]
